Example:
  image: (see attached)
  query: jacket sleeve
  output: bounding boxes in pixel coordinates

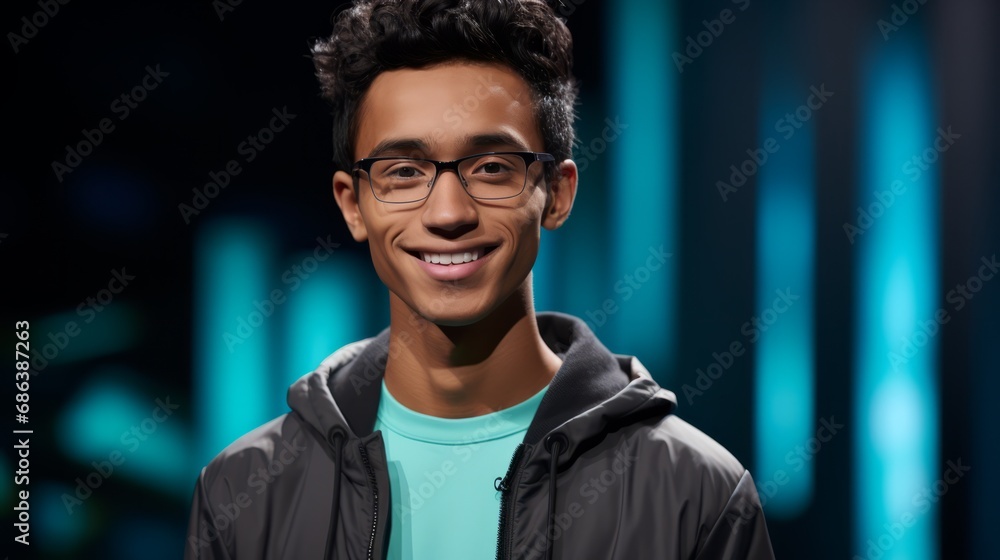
[693,470,776,560]
[184,468,233,560]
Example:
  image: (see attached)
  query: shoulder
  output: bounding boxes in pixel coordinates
[620,413,765,549]
[187,413,328,557]
[638,413,748,496]
[650,414,745,471]
[198,412,318,495]
[639,416,775,557]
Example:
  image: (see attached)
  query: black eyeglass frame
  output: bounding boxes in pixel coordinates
[351,151,555,204]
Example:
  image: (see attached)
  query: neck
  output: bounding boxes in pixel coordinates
[383,283,562,418]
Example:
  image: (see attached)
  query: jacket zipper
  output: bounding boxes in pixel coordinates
[358,442,380,560]
[495,443,526,560]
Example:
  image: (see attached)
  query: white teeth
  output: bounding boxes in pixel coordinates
[419,250,484,265]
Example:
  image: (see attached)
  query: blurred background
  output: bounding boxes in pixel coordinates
[4,0,998,558]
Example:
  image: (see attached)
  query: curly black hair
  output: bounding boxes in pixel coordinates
[311,0,578,177]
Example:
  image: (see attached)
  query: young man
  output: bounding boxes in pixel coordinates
[186,1,775,558]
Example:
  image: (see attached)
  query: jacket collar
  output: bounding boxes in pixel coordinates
[289,312,677,447]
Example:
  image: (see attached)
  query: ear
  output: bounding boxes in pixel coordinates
[333,170,369,242]
[542,159,578,231]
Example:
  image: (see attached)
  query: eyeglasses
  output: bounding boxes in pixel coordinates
[352,151,554,204]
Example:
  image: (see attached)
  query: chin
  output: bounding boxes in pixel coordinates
[415,304,492,328]
[400,286,498,326]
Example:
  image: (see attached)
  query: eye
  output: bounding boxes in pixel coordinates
[480,161,506,174]
[390,166,420,178]
[471,158,516,176]
[377,160,432,182]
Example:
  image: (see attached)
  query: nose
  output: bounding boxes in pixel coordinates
[421,168,479,234]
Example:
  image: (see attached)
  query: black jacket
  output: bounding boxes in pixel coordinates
[185,312,775,559]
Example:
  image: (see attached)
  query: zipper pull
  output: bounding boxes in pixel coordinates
[494,475,509,492]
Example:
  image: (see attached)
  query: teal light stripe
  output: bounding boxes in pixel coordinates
[754,79,816,518]
[533,229,557,313]
[57,371,193,494]
[606,0,677,380]
[854,33,939,560]
[281,253,366,413]
[562,101,612,332]
[195,219,275,465]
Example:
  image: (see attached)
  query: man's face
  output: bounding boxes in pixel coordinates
[332,62,576,326]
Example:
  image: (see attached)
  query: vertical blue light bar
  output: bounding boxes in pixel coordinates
[854,33,938,560]
[561,101,613,329]
[754,80,815,517]
[606,0,677,377]
[281,253,367,413]
[195,220,275,466]
[533,230,557,312]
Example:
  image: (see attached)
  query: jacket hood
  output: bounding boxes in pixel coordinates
[287,311,677,463]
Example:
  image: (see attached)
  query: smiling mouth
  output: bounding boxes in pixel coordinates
[408,246,499,265]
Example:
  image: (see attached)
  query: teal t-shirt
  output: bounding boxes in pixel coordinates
[373,380,548,560]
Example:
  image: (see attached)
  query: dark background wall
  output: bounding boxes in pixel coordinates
[5,0,997,558]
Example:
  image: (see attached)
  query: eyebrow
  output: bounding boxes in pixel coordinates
[365,132,530,159]
[367,138,430,158]
[458,132,529,151]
